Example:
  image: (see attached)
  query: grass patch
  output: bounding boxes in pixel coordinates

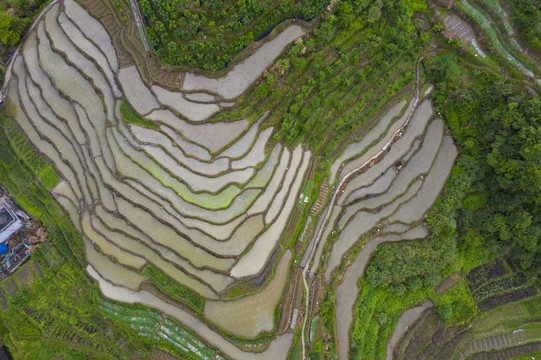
[120,100,158,129]
[142,265,205,315]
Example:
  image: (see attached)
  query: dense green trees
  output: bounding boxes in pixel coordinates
[138,0,328,71]
[0,0,49,47]
[0,12,21,46]
[436,75,541,276]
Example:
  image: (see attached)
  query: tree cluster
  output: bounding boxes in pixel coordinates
[138,0,327,71]
[0,0,49,47]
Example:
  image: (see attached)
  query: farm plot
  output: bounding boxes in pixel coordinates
[118,66,160,115]
[445,14,475,43]
[145,109,250,153]
[151,85,220,122]
[182,25,306,99]
[205,251,292,337]
[327,179,423,279]
[347,119,443,210]
[44,5,117,108]
[57,12,121,96]
[385,301,433,360]
[5,1,318,357]
[339,98,419,178]
[219,113,268,159]
[129,124,230,176]
[231,150,311,278]
[63,0,118,71]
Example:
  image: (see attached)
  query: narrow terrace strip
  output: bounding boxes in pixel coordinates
[182,25,306,99]
[14,62,95,204]
[329,100,407,184]
[45,6,116,113]
[248,147,291,216]
[231,150,311,278]
[81,211,147,269]
[265,145,304,224]
[231,127,273,170]
[345,119,443,213]
[325,179,423,280]
[91,210,232,295]
[6,79,83,201]
[118,66,160,115]
[218,113,268,159]
[63,0,118,71]
[389,137,458,224]
[22,31,87,146]
[84,238,147,291]
[57,12,121,96]
[151,85,220,122]
[145,109,249,153]
[129,124,230,176]
[93,207,232,295]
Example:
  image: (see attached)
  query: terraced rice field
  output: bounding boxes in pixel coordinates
[5,0,310,357]
[313,89,457,359]
[4,1,463,359]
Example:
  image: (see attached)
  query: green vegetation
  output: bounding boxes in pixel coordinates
[461,0,534,77]
[0,1,49,45]
[120,100,158,129]
[430,56,541,278]
[215,0,422,163]
[509,0,541,52]
[96,293,223,360]
[138,0,329,71]
[0,0,540,357]
[38,165,60,190]
[343,35,540,360]
[431,280,476,325]
[142,265,205,315]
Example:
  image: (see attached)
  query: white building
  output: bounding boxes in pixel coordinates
[0,204,23,244]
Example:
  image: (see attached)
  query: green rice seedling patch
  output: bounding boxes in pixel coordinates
[142,265,205,315]
[38,165,61,189]
[120,100,158,129]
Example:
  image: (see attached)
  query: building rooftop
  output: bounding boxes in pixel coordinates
[0,205,22,244]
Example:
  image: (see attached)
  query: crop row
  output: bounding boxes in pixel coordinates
[461,0,534,77]
[473,273,528,302]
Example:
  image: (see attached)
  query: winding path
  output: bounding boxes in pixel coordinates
[300,56,423,359]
